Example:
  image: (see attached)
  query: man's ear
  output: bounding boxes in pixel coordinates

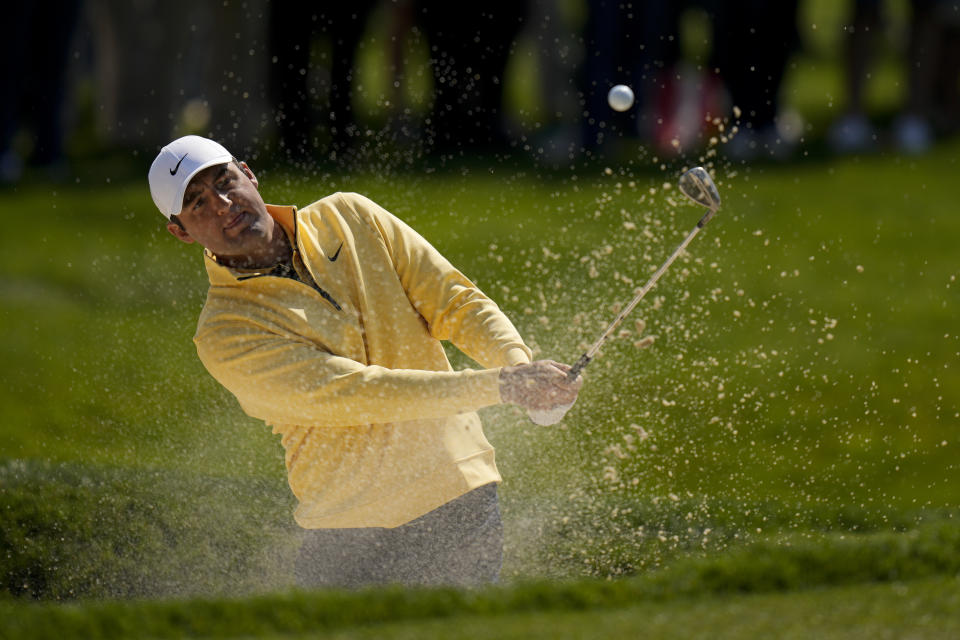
[239,161,259,190]
[167,221,196,244]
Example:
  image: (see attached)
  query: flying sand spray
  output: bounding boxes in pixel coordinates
[528,166,723,426]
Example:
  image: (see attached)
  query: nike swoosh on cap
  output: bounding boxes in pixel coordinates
[169,153,189,175]
[328,242,344,262]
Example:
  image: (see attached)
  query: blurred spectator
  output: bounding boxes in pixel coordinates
[576,0,800,161]
[829,0,960,155]
[577,0,645,154]
[86,1,271,153]
[712,0,801,161]
[634,1,723,156]
[828,0,883,153]
[0,1,82,183]
[578,1,725,157]
[269,2,526,160]
[416,1,528,155]
[905,1,960,149]
[269,2,379,161]
[525,0,584,165]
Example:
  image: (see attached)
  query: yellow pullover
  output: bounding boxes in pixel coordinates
[194,192,532,528]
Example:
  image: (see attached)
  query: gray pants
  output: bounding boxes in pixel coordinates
[294,483,502,589]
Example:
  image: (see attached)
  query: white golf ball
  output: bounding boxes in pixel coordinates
[607,84,635,112]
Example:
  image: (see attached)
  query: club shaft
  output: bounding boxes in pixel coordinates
[568,218,708,380]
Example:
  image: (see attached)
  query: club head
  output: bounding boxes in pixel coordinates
[679,167,721,226]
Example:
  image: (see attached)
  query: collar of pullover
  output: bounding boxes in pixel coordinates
[203,204,298,285]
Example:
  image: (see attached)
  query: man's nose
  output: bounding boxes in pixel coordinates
[213,190,232,215]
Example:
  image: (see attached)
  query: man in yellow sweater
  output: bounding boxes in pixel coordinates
[148,135,581,588]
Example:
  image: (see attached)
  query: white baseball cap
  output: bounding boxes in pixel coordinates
[148,135,234,218]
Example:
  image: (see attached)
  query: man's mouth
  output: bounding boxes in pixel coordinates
[224,211,246,231]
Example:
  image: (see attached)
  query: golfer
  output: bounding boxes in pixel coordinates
[148,135,581,588]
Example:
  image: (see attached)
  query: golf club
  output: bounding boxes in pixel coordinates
[528,166,722,426]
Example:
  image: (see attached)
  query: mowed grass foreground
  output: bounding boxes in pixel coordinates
[4,523,960,639]
[1,136,959,636]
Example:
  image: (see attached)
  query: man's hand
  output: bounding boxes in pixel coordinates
[499,360,583,411]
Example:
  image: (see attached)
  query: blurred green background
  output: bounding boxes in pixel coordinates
[2,0,960,638]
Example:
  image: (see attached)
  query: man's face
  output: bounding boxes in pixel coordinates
[168,161,275,261]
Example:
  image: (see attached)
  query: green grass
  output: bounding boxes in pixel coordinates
[3,520,960,639]
[7,578,960,640]
[9,575,957,640]
[290,578,960,640]
[3,142,960,600]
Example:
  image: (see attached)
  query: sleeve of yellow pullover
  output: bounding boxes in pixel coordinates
[195,193,531,428]
[196,322,506,427]
[340,193,532,369]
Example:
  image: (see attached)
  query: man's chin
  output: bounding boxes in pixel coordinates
[240,214,274,238]
[230,231,273,257]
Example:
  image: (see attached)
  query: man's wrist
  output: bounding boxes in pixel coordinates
[498,365,518,405]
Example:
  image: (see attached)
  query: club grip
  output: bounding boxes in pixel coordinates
[568,353,591,381]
